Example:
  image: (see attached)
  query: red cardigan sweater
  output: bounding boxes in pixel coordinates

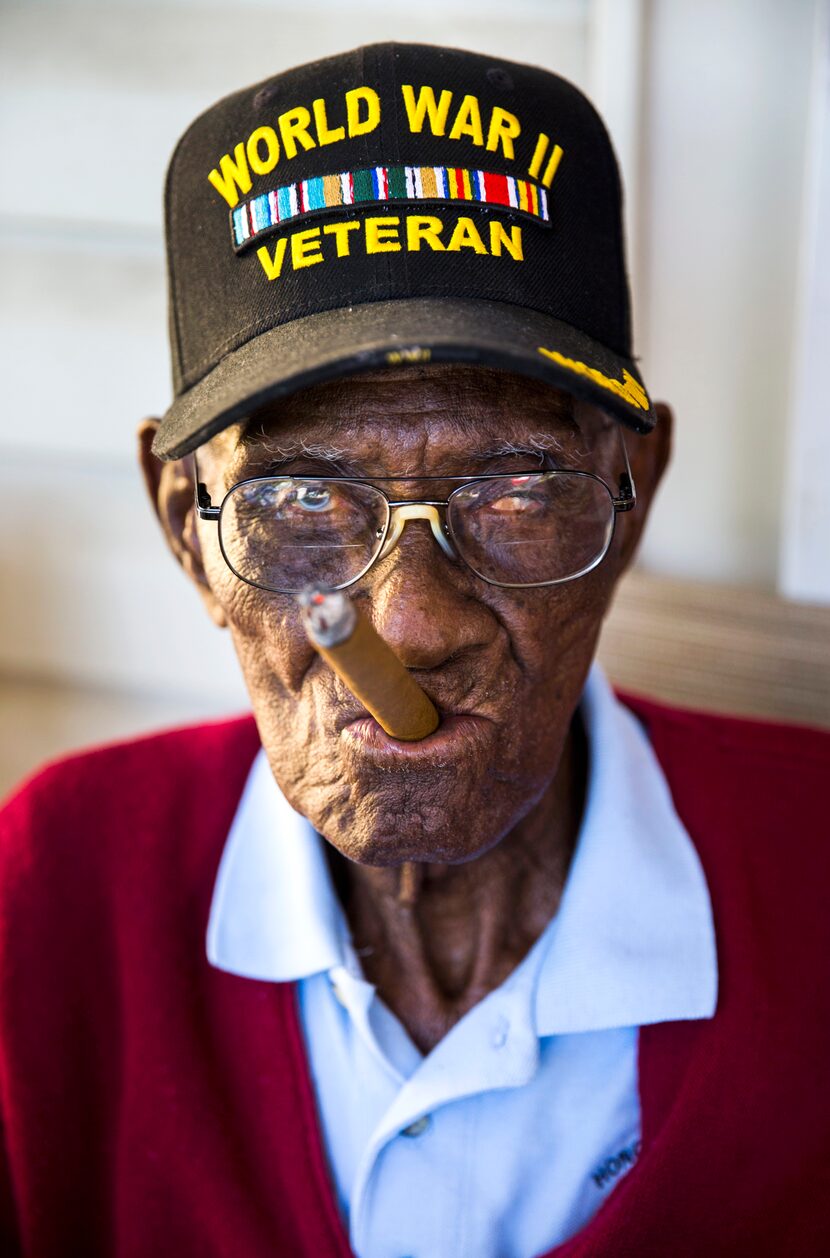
[0,694,829,1257]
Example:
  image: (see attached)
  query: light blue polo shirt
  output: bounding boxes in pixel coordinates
[206,663,718,1257]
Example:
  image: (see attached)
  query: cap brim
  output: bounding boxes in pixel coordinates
[152,297,655,460]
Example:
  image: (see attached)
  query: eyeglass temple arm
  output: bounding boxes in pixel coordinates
[612,427,636,513]
[193,454,220,521]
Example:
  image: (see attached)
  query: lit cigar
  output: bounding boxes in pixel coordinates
[298,586,440,741]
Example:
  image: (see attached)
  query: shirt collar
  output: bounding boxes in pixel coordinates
[206,662,718,1031]
[206,748,345,982]
[531,664,718,1033]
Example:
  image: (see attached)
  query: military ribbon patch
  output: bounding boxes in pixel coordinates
[231,165,550,251]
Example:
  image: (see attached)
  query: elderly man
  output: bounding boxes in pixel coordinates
[1,42,828,1258]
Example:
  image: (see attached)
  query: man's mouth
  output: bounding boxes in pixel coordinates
[340,711,493,763]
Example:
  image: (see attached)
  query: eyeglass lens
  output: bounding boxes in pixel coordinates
[218,473,614,593]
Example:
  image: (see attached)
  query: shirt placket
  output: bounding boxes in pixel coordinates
[349,984,541,1258]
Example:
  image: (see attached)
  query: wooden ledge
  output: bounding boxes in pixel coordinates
[599,570,830,730]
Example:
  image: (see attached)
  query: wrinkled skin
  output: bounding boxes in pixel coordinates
[139,365,671,1050]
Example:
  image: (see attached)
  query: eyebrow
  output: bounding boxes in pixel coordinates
[238,436,359,474]
[466,433,579,464]
[236,430,581,473]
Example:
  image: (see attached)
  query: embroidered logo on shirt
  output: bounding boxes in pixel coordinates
[591,1139,641,1191]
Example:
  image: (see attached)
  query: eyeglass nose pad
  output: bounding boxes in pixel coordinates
[377,504,457,562]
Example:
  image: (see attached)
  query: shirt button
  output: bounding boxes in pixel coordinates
[401,1115,431,1138]
[491,1016,510,1049]
[330,977,347,1007]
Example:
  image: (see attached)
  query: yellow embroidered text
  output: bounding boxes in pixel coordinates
[401,85,522,160]
[207,86,381,208]
[255,214,524,280]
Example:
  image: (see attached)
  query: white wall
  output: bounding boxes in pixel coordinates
[0,0,824,716]
[780,0,830,603]
[636,0,819,587]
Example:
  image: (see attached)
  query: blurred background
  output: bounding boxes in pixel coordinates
[1,0,829,796]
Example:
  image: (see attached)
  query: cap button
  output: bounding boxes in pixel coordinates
[486,66,514,91]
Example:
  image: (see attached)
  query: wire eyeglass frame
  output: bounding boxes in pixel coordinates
[193,425,636,593]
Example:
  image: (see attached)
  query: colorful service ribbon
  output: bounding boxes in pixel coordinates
[231,164,550,250]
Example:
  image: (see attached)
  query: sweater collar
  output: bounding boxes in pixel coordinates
[206,663,718,1034]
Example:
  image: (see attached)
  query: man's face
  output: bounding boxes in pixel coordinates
[148,365,668,868]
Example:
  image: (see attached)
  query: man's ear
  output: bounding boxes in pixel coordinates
[137,418,228,628]
[615,400,673,577]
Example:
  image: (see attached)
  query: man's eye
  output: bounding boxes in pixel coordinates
[486,491,545,514]
[236,481,337,514]
[482,480,548,515]
[294,484,333,512]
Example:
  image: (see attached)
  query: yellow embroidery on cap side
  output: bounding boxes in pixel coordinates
[537,348,649,411]
[386,347,432,364]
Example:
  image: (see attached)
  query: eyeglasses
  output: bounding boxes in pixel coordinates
[194,427,636,593]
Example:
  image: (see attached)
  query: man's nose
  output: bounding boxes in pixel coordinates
[366,519,496,671]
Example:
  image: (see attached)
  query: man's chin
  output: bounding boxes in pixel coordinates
[268,712,538,867]
[316,775,515,868]
[326,822,502,870]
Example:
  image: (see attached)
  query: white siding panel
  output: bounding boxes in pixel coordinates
[0,453,248,703]
[0,233,170,462]
[636,0,816,587]
[780,1,830,606]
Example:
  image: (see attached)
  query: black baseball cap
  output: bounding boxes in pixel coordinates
[153,42,654,461]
